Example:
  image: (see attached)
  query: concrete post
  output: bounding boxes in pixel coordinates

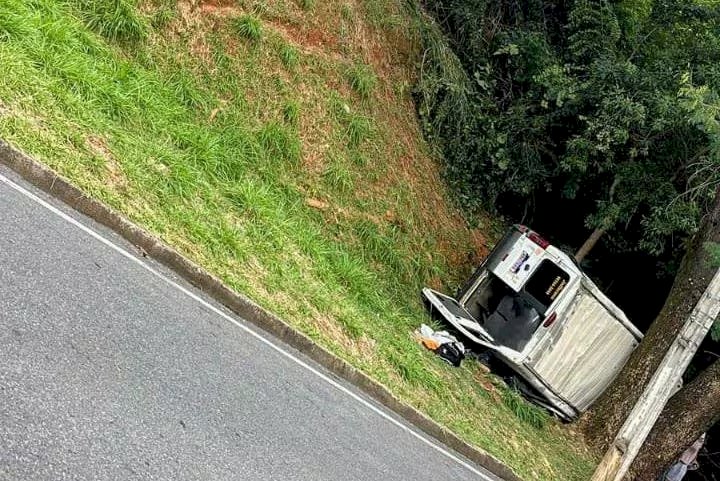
[590,268,720,481]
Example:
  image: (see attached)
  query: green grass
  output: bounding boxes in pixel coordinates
[279,44,299,69]
[347,63,378,99]
[329,92,374,147]
[298,0,316,11]
[340,4,353,21]
[79,0,148,44]
[323,157,355,194]
[283,101,300,126]
[502,387,552,430]
[346,114,373,147]
[258,121,301,165]
[233,14,262,42]
[151,6,176,29]
[0,1,597,480]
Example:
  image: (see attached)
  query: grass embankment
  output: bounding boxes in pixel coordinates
[0,1,595,479]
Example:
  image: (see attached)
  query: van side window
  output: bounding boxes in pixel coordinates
[524,260,570,311]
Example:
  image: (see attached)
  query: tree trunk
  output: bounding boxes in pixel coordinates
[575,226,607,263]
[629,359,720,481]
[575,176,620,263]
[578,186,720,453]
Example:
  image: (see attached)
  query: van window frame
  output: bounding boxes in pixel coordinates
[521,259,571,315]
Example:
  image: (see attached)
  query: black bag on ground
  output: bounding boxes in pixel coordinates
[435,342,465,367]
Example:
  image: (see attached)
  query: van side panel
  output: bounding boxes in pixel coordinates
[526,290,638,411]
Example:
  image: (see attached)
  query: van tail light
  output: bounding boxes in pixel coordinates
[543,312,557,328]
[528,232,550,249]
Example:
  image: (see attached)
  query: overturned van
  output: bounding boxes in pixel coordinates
[422,225,642,420]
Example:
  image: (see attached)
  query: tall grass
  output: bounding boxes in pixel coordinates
[283,101,300,126]
[79,0,148,43]
[347,64,378,99]
[279,44,299,69]
[234,15,263,42]
[502,387,551,429]
[258,122,301,165]
[151,6,176,29]
[346,115,373,147]
[323,158,354,194]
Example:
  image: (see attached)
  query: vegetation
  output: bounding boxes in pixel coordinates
[298,0,315,11]
[584,187,720,478]
[278,43,299,69]
[80,0,148,44]
[233,14,263,42]
[347,63,378,99]
[414,0,720,477]
[502,387,551,430]
[0,0,595,480]
[416,0,720,261]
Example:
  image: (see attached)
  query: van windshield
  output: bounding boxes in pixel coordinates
[524,260,570,312]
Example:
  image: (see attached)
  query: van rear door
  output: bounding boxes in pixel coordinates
[421,288,498,349]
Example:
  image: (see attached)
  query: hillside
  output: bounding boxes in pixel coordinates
[0,1,595,479]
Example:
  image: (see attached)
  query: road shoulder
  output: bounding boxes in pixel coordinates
[0,139,523,481]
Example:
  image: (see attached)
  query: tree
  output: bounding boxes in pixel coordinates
[629,360,720,480]
[574,176,619,262]
[579,31,720,452]
[579,185,720,453]
[417,0,720,470]
[417,0,720,262]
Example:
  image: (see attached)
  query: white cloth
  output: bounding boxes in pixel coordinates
[417,324,465,353]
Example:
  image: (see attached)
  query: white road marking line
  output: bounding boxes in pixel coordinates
[0,171,494,480]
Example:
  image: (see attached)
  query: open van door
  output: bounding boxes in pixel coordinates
[422,288,498,349]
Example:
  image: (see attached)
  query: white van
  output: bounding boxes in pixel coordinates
[422,225,642,420]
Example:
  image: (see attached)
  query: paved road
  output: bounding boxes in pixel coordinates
[0,167,495,481]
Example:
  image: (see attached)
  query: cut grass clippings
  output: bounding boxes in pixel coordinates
[0,1,596,480]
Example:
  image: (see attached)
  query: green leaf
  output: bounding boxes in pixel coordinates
[493,44,520,56]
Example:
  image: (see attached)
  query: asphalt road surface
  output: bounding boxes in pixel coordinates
[0,166,497,481]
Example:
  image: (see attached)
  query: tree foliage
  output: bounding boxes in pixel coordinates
[417,0,720,257]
